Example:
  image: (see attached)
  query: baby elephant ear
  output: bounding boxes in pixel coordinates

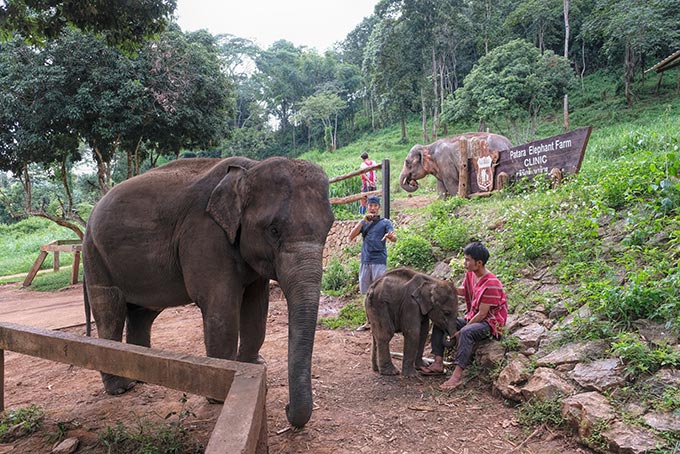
[207,165,247,244]
[410,275,433,315]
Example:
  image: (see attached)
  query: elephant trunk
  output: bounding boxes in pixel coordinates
[276,247,324,428]
[399,167,419,192]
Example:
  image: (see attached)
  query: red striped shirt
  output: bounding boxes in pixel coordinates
[463,271,508,338]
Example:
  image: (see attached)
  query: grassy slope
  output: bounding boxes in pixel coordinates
[309,71,680,337]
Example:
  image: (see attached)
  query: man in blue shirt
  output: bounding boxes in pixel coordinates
[349,196,397,330]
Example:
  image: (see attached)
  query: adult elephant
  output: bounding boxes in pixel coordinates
[399,132,512,197]
[83,156,334,429]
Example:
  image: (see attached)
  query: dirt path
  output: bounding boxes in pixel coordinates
[0,282,592,453]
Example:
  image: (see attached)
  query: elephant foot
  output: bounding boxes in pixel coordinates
[401,368,418,378]
[379,366,400,376]
[237,353,267,365]
[103,375,136,395]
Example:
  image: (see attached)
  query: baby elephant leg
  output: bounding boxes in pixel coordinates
[373,333,399,375]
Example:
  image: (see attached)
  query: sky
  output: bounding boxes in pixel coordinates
[174,0,378,52]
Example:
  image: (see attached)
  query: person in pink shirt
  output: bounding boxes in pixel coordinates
[420,241,508,391]
[359,152,376,215]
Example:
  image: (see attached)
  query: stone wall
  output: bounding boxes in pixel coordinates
[323,220,359,267]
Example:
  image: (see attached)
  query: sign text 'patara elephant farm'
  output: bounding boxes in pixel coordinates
[463,126,592,196]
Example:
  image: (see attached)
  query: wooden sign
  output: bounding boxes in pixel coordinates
[467,126,592,195]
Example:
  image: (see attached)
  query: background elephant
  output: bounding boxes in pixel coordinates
[365,268,459,377]
[83,156,334,429]
[399,132,512,197]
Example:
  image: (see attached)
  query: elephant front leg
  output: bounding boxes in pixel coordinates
[401,329,421,377]
[237,277,269,363]
[414,318,430,371]
[370,336,378,372]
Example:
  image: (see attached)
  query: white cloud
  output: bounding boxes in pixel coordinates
[174,0,377,51]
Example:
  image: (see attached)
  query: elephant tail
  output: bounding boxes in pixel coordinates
[83,277,92,337]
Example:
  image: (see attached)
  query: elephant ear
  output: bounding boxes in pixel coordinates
[421,147,437,174]
[206,165,247,244]
[410,275,433,315]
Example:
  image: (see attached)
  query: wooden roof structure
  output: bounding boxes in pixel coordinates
[646,50,680,73]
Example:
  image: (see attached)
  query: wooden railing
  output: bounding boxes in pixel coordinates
[328,159,391,218]
[23,240,82,287]
[0,322,267,453]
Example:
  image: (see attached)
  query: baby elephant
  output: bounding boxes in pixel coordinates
[365,268,459,377]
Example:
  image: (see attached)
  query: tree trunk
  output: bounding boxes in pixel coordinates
[563,0,570,131]
[401,115,407,143]
[421,87,428,143]
[432,47,439,141]
[624,43,635,107]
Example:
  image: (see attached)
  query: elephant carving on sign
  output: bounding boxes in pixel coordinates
[365,268,459,377]
[83,156,334,428]
[399,132,512,197]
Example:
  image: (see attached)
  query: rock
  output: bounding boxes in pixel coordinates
[569,358,625,392]
[548,301,569,319]
[643,411,680,434]
[603,421,664,454]
[431,261,452,280]
[474,340,505,368]
[633,319,680,346]
[506,311,548,333]
[643,367,680,390]
[510,323,547,349]
[561,391,616,440]
[520,367,575,402]
[536,340,609,367]
[555,305,591,330]
[52,438,79,453]
[494,356,531,401]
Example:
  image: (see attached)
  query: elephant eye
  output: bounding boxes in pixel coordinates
[268,225,280,238]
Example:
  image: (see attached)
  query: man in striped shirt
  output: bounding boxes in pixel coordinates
[420,242,508,391]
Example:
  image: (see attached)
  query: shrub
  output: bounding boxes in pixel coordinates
[319,299,366,329]
[0,405,44,442]
[517,396,565,429]
[387,232,434,271]
[322,258,353,294]
[609,332,680,378]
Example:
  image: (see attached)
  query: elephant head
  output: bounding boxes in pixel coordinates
[207,157,334,428]
[399,132,513,197]
[411,275,458,337]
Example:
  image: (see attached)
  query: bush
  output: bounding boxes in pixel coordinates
[609,332,680,378]
[387,232,434,271]
[322,258,358,295]
[0,405,44,442]
[319,299,366,329]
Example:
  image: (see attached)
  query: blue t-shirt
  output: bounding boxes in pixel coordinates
[360,217,394,264]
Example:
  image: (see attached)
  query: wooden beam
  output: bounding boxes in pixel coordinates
[206,367,268,454]
[329,189,381,205]
[328,162,382,184]
[0,322,264,404]
[23,251,48,287]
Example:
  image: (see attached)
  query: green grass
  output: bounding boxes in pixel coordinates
[0,405,45,442]
[0,217,79,277]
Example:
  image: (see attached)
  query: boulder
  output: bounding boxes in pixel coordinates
[520,367,575,402]
[431,261,452,281]
[569,358,625,392]
[602,421,664,454]
[52,438,79,454]
[536,340,609,367]
[494,355,531,401]
[633,319,680,346]
[643,411,680,434]
[511,323,547,350]
[561,391,615,440]
[474,340,505,368]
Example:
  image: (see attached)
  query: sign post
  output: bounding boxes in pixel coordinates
[466,126,592,195]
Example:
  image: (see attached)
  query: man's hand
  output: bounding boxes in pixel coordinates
[382,231,396,242]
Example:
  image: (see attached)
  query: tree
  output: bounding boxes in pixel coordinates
[0,0,176,50]
[582,0,680,106]
[443,39,574,142]
[296,92,347,151]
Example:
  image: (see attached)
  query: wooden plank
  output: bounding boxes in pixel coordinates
[329,189,381,205]
[23,251,48,287]
[0,349,4,411]
[205,369,267,454]
[53,251,60,272]
[40,244,82,252]
[0,322,264,402]
[458,138,468,198]
[468,127,592,194]
[328,162,382,184]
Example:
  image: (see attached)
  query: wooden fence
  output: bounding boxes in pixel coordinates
[23,239,82,287]
[328,159,391,218]
[0,322,267,453]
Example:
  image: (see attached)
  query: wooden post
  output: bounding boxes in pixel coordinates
[458,138,468,198]
[53,251,60,272]
[0,349,4,412]
[382,159,390,219]
[23,251,49,287]
[71,251,81,285]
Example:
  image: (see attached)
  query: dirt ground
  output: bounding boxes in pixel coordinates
[0,282,593,454]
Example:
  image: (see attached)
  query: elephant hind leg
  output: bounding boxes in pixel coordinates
[126,305,161,348]
[88,285,137,395]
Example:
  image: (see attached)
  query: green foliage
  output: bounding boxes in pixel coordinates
[582,419,612,452]
[424,198,470,253]
[516,396,565,429]
[319,299,367,330]
[609,333,680,378]
[98,395,203,454]
[0,217,79,277]
[654,386,680,413]
[387,231,434,271]
[322,258,359,296]
[0,405,44,442]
